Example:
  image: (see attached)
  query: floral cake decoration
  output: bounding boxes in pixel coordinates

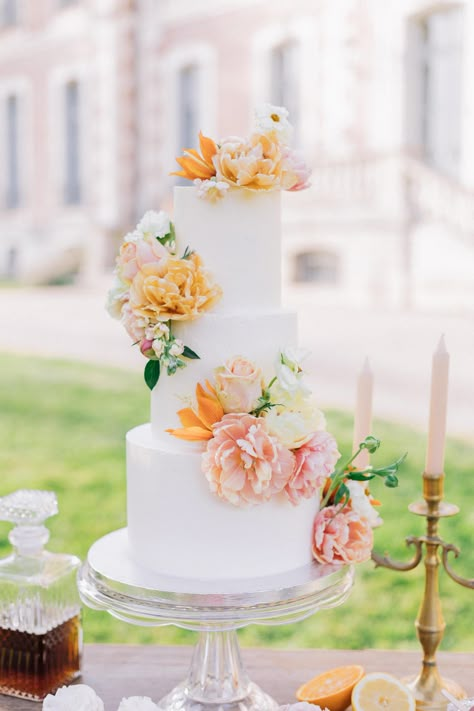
[168,349,405,565]
[107,210,222,390]
[172,103,311,199]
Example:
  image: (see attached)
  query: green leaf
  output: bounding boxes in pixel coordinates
[181,245,195,260]
[347,472,374,481]
[144,359,161,390]
[334,483,349,506]
[182,346,200,360]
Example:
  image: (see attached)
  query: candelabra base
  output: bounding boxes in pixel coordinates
[404,671,467,710]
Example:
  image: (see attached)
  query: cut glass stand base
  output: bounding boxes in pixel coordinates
[78,528,354,711]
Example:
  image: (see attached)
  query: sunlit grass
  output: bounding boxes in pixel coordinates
[1,353,473,650]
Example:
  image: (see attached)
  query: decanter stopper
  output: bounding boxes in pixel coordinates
[0,489,58,555]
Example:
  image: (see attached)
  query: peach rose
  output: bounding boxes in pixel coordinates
[129,253,222,322]
[285,431,340,505]
[312,506,374,565]
[202,413,295,506]
[214,356,263,414]
[213,133,283,191]
[281,148,312,191]
[118,237,168,284]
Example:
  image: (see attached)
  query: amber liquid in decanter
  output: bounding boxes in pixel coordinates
[0,615,82,700]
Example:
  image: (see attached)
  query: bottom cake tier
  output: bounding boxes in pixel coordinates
[126,424,319,580]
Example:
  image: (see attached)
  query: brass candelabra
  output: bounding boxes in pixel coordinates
[371,470,474,710]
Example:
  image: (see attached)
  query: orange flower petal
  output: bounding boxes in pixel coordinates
[199,132,218,164]
[166,426,214,441]
[177,407,205,429]
[196,382,224,429]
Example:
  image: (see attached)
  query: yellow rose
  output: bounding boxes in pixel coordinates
[130,253,222,321]
[214,133,283,190]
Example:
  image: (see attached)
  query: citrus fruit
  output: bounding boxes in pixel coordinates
[351,672,416,711]
[296,664,365,711]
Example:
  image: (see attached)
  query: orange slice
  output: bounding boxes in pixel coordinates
[351,672,415,711]
[296,664,365,711]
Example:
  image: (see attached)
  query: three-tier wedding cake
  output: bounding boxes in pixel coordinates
[107,105,378,582]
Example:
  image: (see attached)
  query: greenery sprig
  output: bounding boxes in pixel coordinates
[250,376,280,417]
[320,436,407,511]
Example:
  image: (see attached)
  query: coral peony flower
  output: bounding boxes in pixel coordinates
[172,132,218,180]
[167,381,224,441]
[43,684,104,711]
[202,413,295,506]
[129,253,222,322]
[214,356,264,414]
[312,506,374,565]
[213,133,283,191]
[281,148,312,191]
[285,431,340,505]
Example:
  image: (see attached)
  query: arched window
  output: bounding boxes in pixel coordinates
[5,94,19,208]
[3,0,17,26]
[294,250,340,284]
[64,80,81,204]
[271,40,300,137]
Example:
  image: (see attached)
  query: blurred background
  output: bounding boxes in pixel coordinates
[1,0,474,651]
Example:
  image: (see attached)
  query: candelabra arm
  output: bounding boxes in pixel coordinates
[371,536,423,572]
[441,542,474,589]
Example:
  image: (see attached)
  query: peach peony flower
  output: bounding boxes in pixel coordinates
[213,133,283,191]
[129,253,222,322]
[285,431,340,505]
[118,237,168,284]
[202,413,295,506]
[172,132,218,181]
[312,506,374,565]
[214,356,264,414]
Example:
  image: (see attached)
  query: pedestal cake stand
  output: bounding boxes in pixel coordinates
[78,528,354,711]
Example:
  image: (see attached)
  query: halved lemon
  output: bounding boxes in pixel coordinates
[351,672,416,711]
[296,664,365,711]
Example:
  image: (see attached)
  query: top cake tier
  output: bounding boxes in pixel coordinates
[173,186,282,312]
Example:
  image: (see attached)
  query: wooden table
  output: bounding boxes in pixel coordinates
[2,645,473,709]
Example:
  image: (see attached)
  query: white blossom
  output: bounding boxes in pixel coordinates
[194,178,230,201]
[254,103,293,143]
[123,230,141,244]
[106,276,128,319]
[347,481,383,528]
[169,339,184,356]
[117,697,159,711]
[152,339,165,357]
[43,685,104,711]
[136,210,171,239]
[275,347,310,395]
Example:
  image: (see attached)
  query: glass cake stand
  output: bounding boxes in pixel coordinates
[78,528,354,711]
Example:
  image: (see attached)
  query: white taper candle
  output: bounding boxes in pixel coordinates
[352,357,374,469]
[425,335,450,475]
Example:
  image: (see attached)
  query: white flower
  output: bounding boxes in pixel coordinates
[347,481,383,527]
[152,338,165,357]
[254,103,293,143]
[136,210,171,240]
[157,322,170,336]
[106,275,129,319]
[123,230,141,243]
[276,347,310,395]
[43,684,104,711]
[169,339,184,356]
[117,697,159,711]
[194,178,230,201]
[264,393,326,449]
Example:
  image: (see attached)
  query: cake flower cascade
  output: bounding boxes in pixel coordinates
[168,350,405,565]
[107,210,222,389]
[172,104,311,198]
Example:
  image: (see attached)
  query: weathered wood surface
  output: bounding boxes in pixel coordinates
[1,645,473,710]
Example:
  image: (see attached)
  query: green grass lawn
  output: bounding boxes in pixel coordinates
[1,353,473,651]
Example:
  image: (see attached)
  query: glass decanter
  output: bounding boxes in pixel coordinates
[0,489,82,701]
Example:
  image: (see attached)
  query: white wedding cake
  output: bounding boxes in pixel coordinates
[107,105,380,583]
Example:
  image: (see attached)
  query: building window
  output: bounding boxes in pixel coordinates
[64,80,81,205]
[294,250,340,284]
[407,7,463,178]
[271,41,300,137]
[5,95,20,209]
[178,65,199,150]
[2,0,17,26]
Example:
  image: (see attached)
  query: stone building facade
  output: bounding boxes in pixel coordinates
[1,0,474,307]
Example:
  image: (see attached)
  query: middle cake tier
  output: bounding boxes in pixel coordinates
[151,309,297,442]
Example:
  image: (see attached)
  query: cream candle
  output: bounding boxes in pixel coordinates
[425,335,450,475]
[352,357,373,470]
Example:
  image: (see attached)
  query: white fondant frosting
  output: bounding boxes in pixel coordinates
[125,186,319,581]
[126,424,317,579]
